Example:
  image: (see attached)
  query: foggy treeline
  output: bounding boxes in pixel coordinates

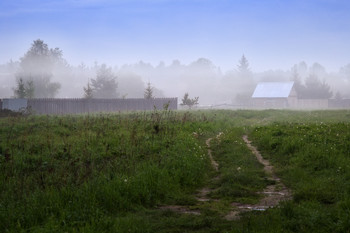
[0,40,349,105]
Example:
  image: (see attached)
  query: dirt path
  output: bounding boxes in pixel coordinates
[158,133,223,214]
[195,134,223,202]
[158,133,292,220]
[225,135,292,220]
[205,137,219,172]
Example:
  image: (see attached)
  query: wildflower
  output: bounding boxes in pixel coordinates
[216,132,224,142]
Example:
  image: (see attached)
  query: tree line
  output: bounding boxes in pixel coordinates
[12,39,159,100]
[5,39,350,106]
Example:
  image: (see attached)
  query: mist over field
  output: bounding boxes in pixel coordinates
[2,1,350,232]
[1,55,350,105]
[0,0,349,105]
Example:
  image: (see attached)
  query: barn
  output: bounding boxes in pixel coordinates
[251,82,297,108]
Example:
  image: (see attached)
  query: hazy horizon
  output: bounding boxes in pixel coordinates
[1,0,350,73]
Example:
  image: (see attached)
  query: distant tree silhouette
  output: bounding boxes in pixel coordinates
[90,64,118,98]
[301,74,332,99]
[26,80,35,98]
[310,63,326,77]
[340,64,350,80]
[290,66,306,98]
[335,91,343,100]
[15,39,62,98]
[13,78,35,99]
[13,78,26,98]
[144,82,154,99]
[181,93,199,109]
[234,55,255,104]
[190,58,215,70]
[237,54,251,74]
[83,80,93,99]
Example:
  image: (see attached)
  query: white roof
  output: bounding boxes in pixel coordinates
[252,82,294,98]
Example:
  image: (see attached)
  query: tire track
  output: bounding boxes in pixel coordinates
[225,135,292,220]
[158,133,292,220]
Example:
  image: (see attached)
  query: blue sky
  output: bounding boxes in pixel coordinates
[0,0,349,72]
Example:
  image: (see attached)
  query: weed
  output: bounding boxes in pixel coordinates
[1,109,350,232]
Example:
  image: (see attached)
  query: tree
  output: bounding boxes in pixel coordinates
[15,39,62,98]
[180,93,199,109]
[90,64,118,98]
[302,74,332,99]
[13,78,26,98]
[144,82,154,99]
[310,63,326,77]
[13,78,35,98]
[335,91,343,100]
[237,54,251,74]
[190,58,215,70]
[26,80,35,98]
[234,55,255,103]
[290,66,306,98]
[340,64,350,80]
[83,80,93,99]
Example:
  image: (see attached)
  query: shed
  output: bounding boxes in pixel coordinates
[252,82,297,108]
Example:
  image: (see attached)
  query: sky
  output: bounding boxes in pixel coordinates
[0,0,350,72]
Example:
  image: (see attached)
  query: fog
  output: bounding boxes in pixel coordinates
[1,0,349,106]
[1,53,350,106]
[1,40,350,105]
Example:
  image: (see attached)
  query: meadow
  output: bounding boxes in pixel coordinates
[0,109,350,232]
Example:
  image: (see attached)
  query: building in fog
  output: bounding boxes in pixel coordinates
[251,82,297,108]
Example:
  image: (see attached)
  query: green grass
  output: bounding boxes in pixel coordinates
[0,111,213,231]
[209,129,268,204]
[247,120,350,232]
[1,109,350,232]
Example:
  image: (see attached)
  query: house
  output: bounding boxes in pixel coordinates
[251,82,297,108]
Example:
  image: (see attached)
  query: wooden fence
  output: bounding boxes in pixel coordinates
[296,99,329,109]
[329,99,350,109]
[27,98,177,115]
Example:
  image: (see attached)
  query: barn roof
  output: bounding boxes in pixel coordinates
[252,82,294,98]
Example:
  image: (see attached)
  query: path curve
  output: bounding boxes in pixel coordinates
[158,133,292,220]
[158,133,223,213]
[205,137,219,172]
[225,135,292,220]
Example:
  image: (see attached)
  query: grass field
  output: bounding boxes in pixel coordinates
[1,109,350,232]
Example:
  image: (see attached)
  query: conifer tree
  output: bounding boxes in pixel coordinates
[83,80,93,99]
[144,82,154,99]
